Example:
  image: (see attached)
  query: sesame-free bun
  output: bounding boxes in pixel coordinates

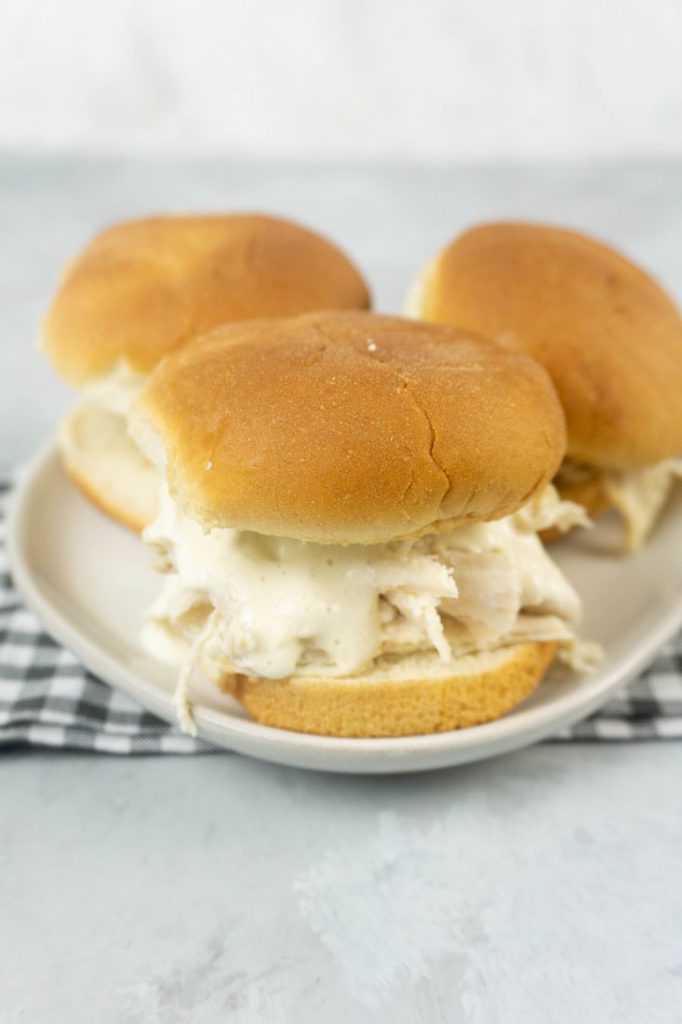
[43,214,371,386]
[214,641,557,737]
[59,405,158,532]
[412,222,682,470]
[132,311,566,544]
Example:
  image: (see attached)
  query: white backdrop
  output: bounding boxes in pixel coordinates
[2,0,681,161]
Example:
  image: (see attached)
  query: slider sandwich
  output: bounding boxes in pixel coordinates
[407,223,682,551]
[130,311,595,739]
[43,214,370,531]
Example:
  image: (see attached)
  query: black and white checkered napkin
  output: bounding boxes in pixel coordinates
[1,476,681,753]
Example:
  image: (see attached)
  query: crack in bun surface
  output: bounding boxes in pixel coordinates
[132,311,566,545]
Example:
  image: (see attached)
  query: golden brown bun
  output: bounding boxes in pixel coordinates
[215,641,557,737]
[415,222,682,470]
[59,404,158,532]
[133,311,566,544]
[43,214,371,386]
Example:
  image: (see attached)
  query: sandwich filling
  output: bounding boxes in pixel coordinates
[142,483,597,732]
[59,363,159,526]
[75,361,147,418]
[556,457,682,552]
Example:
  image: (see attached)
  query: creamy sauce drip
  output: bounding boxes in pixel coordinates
[143,483,584,680]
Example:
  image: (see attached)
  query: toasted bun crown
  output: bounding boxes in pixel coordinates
[417,222,682,470]
[43,214,371,386]
[132,311,566,544]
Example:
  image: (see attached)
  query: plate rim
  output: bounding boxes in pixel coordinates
[7,444,682,773]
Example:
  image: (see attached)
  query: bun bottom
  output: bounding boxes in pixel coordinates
[59,404,159,533]
[214,642,557,738]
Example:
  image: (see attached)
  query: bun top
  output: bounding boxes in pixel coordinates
[132,311,566,545]
[415,222,682,469]
[43,214,371,386]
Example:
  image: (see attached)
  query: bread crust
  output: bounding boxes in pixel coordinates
[62,458,149,534]
[43,214,371,385]
[216,642,557,737]
[420,222,682,470]
[134,311,566,544]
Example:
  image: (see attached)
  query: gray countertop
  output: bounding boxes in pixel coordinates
[2,157,682,1023]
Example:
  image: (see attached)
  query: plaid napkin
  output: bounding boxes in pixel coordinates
[1,476,681,753]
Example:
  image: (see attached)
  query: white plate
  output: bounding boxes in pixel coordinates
[8,446,682,774]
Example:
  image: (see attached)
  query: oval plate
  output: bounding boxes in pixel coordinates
[8,446,682,773]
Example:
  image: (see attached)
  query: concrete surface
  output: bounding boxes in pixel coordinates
[3,745,682,1023]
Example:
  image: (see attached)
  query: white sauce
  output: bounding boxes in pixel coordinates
[144,484,457,679]
[143,483,584,681]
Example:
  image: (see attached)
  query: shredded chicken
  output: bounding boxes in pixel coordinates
[384,589,452,661]
[142,483,598,732]
[439,548,521,646]
[556,457,682,552]
[172,610,219,736]
[514,483,591,534]
[603,460,682,552]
